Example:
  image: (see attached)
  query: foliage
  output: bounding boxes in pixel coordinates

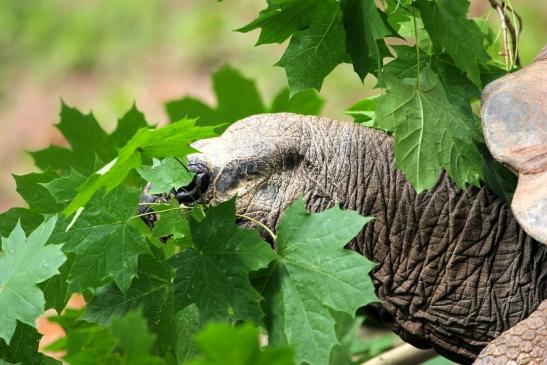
[185,322,294,365]
[260,198,375,365]
[165,65,324,127]
[0,217,65,344]
[241,0,514,193]
[0,65,377,364]
[45,309,164,365]
[0,0,525,363]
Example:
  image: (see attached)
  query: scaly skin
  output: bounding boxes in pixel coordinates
[185,113,547,364]
[475,300,546,365]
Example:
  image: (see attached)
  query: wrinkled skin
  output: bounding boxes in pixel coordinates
[182,113,547,364]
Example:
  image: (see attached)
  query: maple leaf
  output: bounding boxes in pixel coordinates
[171,199,276,324]
[84,254,197,360]
[186,323,294,365]
[414,0,490,88]
[137,157,194,195]
[0,217,65,344]
[0,208,43,238]
[110,310,165,365]
[13,171,63,214]
[30,103,148,176]
[0,323,61,365]
[52,309,164,365]
[260,198,375,365]
[51,186,150,294]
[65,119,216,215]
[275,0,348,94]
[375,67,484,191]
[341,0,395,80]
[165,65,323,126]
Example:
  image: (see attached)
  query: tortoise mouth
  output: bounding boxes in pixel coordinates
[175,170,210,204]
[138,163,211,229]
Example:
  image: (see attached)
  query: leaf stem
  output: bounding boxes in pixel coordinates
[412,6,420,88]
[130,205,188,220]
[131,205,277,242]
[174,156,192,172]
[236,213,277,242]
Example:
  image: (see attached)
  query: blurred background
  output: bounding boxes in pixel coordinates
[0,0,545,211]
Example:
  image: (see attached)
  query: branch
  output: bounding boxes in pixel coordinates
[360,343,438,365]
[487,0,522,68]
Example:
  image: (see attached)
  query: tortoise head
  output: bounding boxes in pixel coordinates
[140,113,329,230]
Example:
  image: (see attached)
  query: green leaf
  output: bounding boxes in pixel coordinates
[0,217,65,344]
[166,65,324,129]
[423,356,453,365]
[382,46,481,114]
[172,199,276,323]
[53,311,118,365]
[84,254,202,362]
[478,144,516,203]
[30,104,149,176]
[39,260,71,313]
[137,158,194,195]
[109,103,150,148]
[276,0,348,94]
[351,332,399,362]
[84,255,173,326]
[376,67,484,191]
[0,323,61,365]
[55,103,113,161]
[414,0,490,87]
[329,311,364,365]
[174,305,202,363]
[150,200,192,241]
[41,169,87,207]
[345,96,378,125]
[237,0,323,46]
[110,310,164,365]
[166,65,264,127]
[261,198,375,365]
[269,88,324,115]
[185,323,295,365]
[65,119,216,215]
[0,208,43,237]
[14,171,63,213]
[212,65,266,124]
[51,186,150,294]
[241,0,394,92]
[30,103,114,175]
[86,255,183,358]
[55,309,165,365]
[386,2,431,51]
[341,0,394,79]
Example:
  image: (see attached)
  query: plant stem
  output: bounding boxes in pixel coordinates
[236,213,277,242]
[130,205,188,220]
[412,6,420,88]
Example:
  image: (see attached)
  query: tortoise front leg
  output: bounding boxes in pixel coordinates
[474,300,546,364]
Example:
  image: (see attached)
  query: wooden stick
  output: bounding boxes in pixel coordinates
[360,343,438,365]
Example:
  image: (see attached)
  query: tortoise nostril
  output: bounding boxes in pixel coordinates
[175,171,210,204]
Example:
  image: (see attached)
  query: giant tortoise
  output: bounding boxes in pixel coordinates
[142,46,547,364]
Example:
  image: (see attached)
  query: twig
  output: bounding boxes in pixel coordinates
[236,213,277,242]
[487,0,522,69]
[360,343,437,365]
[131,206,186,220]
[504,0,522,67]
